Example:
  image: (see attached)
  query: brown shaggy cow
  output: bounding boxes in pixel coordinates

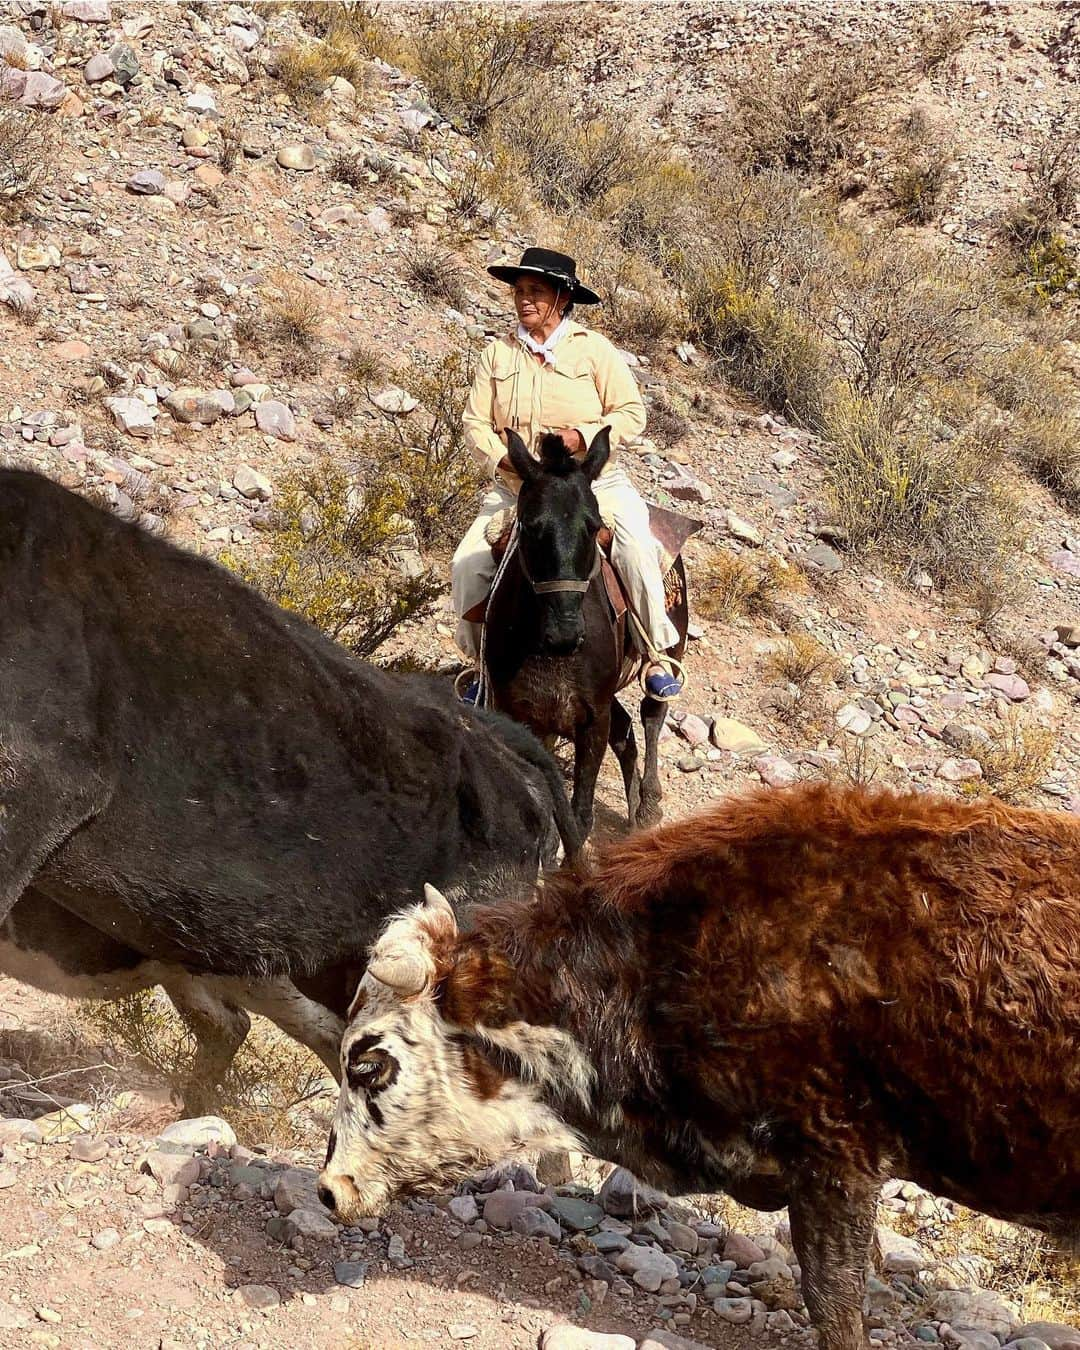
[319,783,1080,1350]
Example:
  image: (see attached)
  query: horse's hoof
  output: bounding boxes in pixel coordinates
[636,801,662,829]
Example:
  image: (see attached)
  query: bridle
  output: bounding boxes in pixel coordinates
[517,540,601,595]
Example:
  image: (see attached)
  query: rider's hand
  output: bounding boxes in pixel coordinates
[557,428,585,455]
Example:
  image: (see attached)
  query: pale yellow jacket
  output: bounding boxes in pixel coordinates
[462,321,646,492]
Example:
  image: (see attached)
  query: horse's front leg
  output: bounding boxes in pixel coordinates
[572,710,609,841]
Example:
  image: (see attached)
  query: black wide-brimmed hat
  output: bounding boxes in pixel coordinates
[487,247,601,305]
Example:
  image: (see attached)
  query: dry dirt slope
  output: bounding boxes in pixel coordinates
[0,1,1079,1347]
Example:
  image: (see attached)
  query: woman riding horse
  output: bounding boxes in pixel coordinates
[452,247,684,703]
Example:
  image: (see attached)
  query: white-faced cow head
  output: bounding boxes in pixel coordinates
[317,884,590,1221]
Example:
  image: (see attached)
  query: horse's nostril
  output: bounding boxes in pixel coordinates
[317,1183,337,1213]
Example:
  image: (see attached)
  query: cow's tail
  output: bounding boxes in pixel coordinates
[475,709,583,864]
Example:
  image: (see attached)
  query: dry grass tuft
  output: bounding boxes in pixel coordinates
[256,271,326,377]
[273,29,368,105]
[80,992,331,1149]
[0,109,57,216]
[402,244,466,310]
[970,710,1056,804]
[341,343,384,388]
[762,632,843,690]
[696,549,805,623]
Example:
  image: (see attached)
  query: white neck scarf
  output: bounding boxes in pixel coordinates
[517,317,569,367]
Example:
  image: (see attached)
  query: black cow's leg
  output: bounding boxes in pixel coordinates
[230,978,345,1080]
[788,1171,877,1350]
[164,975,252,1116]
[607,699,641,826]
[572,711,609,840]
[637,693,668,828]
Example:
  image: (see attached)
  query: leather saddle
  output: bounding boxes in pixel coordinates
[464,503,701,626]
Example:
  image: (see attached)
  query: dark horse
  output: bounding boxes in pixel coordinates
[482,428,691,839]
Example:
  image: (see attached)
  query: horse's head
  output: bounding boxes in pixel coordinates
[506,426,610,656]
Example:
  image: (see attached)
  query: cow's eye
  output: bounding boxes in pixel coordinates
[347,1045,397,1093]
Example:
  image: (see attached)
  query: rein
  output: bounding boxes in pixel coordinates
[518,544,602,595]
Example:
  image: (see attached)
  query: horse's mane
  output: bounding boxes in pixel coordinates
[536,434,580,478]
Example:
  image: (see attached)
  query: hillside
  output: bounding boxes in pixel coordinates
[0,1,1079,1347]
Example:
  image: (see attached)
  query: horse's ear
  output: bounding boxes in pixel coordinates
[582,426,611,482]
[506,429,539,484]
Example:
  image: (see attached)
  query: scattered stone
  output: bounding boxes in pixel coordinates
[0,1170,16,1189]
[511,1207,562,1241]
[542,1327,635,1350]
[333,1260,368,1288]
[237,1285,280,1311]
[277,144,316,171]
[254,400,296,441]
[614,1243,678,1293]
[836,703,872,735]
[273,1167,324,1216]
[145,1151,199,1188]
[713,1298,754,1325]
[675,713,711,748]
[84,52,114,83]
[447,1194,479,1224]
[665,1221,699,1255]
[876,1226,928,1276]
[127,170,166,196]
[0,1119,42,1146]
[164,388,223,425]
[16,243,61,271]
[53,339,94,361]
[929,1289,1018,1339]
[107,42,138,85]
[372,387,418,414]
[288,1207,338,1241]
[480,1189,550,1230]
[598,1167,667,1219]
[550,1196,604,1232]
[0,1301,29,1331]
[723,1232,766,1266]
[36,1104,94,1140]
[710,717,766,753]
[9,70,67,111]
[158,1116,236,1149]
[724,510,762,546]
[91,1228,121,1252]
[985,672,1031,703]
[62,0,112,19]
[936,757,982,783]
[233,464,272,500]
[1008,1328,1080,1350]
[801,542,844,573]
[448,1326,479,1341]
[754,754,799,787]
[641,1332,713,1350]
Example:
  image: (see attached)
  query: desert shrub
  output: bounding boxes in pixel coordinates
[1011,408,1080,506]
[612,293,682,352]
[763,632,843,689]
[273,30,367,104]
[250,272,325,376]
[612,161,706,269]
[329,149,367,188]
[411,7,556,135]
[727,42,889,173]
[889,144,953,224]
[296,0,399,60]
[219,116,243,174]
[823,390,1025,590]
[365,349,482,548]
[686,266,831,427]
[502,107,659,214]
[341,343,384,387]
[696,549,804,622]
[402,244,466,310]
[912,6,974,72]
[82,991,330,1148]
[446,148,513,230]
[1016,234,1078,304]
[1026,130,1080,229]
[646,396,690,448]
[0,109,56,215]
[223,459,442,656]
[970,710,1056,804]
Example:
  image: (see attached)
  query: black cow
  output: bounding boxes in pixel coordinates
[0,469,578,1098]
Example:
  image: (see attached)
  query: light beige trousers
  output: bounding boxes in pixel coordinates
[451,467,680,661]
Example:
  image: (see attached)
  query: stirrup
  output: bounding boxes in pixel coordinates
[641,656,686,703]
[454,669,481,705]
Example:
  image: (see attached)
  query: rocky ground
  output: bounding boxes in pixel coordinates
[1,0,1080,1346]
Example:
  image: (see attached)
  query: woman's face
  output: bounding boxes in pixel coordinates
[513,276,564,330]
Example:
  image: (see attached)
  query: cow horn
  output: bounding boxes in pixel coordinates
[423,884,453,917]
[368,952,430,995]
